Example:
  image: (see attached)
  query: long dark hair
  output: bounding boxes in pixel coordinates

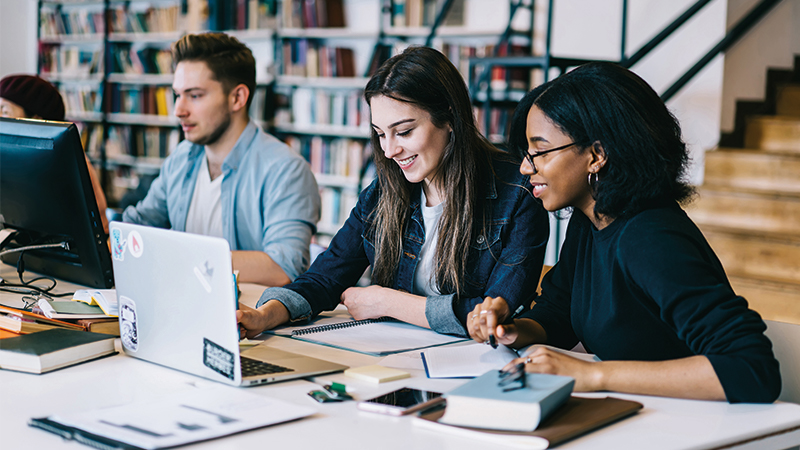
[364,46,497,294]
[508,62,694,219]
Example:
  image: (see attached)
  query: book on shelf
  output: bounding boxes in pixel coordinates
[391,0,464,28]
[0,306,85,335]
[439,371,575,432]
[0,328,116,374]
[207,0,277,31]
[40,8,105,37]
[111,45,173,75]
[282,0,345,28]
[286,88,368,129]
[106,125,180,159]
[281,39,357,78]
[109,84,174,116]
[40,46,103,78]
[415,396,644,449]
[109,4,180,33]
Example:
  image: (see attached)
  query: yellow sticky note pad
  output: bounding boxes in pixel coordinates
[344,365,410,383]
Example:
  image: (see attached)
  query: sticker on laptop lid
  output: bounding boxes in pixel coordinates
[119,296,138,352]
[203,338,235,380]
[127,230,144,258]
[110,228,126,261]
[194,260,214,293]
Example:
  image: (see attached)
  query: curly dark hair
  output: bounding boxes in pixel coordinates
[508,62,694,219]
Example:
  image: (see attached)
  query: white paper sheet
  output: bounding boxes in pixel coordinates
[49,387,314,449]
[422,343,519,378]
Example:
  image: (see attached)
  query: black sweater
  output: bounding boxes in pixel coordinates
[522,203,781,403]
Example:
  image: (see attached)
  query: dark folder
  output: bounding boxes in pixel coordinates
[418,396,643,448]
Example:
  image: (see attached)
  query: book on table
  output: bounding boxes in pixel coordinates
[415,396,644,449]
[72,289,119,317]
[0,305,85,334]
[0,328,116,374]
[266,306,467,356]
[37,299,108,320]
[439,371,575,432]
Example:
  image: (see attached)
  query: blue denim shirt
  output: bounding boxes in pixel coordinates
[257,153,549,336]
[122,121,320,281]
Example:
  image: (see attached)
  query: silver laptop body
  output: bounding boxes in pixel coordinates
[109,222,347,387]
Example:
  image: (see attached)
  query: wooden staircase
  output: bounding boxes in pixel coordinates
[686,56,800,324]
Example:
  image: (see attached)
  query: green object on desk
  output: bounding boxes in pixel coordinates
[44,300,104,315]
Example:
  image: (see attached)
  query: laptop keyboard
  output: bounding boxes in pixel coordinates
[240,356,294,377]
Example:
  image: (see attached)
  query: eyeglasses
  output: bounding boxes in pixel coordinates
[498,362,527,392]
[524,141,584,174]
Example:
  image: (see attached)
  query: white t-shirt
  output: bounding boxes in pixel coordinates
[185,155,224,238]
[413,189,444,297]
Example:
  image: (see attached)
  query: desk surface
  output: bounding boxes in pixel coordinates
[2,267,800,450]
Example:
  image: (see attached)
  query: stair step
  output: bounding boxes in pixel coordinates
[686,189,800,238]
[777,84,800,116]
[704,148,800,196]
[700,228,800,286]
[730,276,800,324]
[744,116,800,152]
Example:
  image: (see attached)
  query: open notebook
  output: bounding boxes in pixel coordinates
[267,306,467,356]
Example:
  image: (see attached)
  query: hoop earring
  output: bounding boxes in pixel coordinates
[588,172,599,188]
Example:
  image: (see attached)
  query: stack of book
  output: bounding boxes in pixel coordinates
[0,290,120,339]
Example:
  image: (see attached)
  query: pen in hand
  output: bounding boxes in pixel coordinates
[485,304,523,349]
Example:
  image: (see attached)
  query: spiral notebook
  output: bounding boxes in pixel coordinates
[266,306,466,356]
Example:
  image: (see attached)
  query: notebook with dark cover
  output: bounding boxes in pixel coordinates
[416,396,643,448]
[0,328,116,374]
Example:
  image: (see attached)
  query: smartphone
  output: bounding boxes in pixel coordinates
[357,387,444,416]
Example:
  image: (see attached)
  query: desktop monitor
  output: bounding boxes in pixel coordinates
[0,117,113,288]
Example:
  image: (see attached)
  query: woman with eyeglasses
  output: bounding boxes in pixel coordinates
[468,62,780,403]
[237,46,549,337]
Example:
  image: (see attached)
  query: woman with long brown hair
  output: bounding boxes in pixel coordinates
[238,46,549,336]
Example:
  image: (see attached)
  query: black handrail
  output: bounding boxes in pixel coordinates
[468,0,782,104]
[660,0,782,101]
[425,0,456,47]
[620,0,714,68]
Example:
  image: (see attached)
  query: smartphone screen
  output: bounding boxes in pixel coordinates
[358,388,443,415]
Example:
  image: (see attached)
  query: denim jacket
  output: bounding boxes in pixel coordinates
[257,153,549,336]
[122,121,320,281]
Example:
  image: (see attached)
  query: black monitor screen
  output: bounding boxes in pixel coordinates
[0,117,113,288]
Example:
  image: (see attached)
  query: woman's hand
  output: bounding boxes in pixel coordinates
[503,346,603,392]
[236,300,289,339]
[340,286,390,320]
[467,296,516,345]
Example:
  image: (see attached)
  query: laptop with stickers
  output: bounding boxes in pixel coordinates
[109,222,348,387]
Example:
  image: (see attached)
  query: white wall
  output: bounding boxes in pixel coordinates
[545,0,729,185]
[721,0,800,133]
[0,0,38,78]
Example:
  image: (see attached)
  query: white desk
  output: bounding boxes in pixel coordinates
[2,268,800,450]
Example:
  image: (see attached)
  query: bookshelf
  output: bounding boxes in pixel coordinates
[36,0,532,242]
